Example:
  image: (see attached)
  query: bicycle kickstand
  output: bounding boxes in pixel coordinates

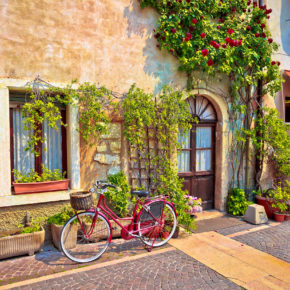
[144,233,159,252]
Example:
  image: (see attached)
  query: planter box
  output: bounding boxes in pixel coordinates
[51,223,77,250]
[256,196,276,218]
[0,228,45,259]
[13,179,70,195]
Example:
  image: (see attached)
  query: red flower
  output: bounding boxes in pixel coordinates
[225,37,231,43]
[232,40,238,47]
[222,43,227,48]
[200,16,204,20]
[238,40,242,46]
[186,0,191,3]
[267,15,270,19]
[253,2,257,7]
[243,9,247,12]
[189,26,195,32]
[171,28,177,33]
[261,32,266,38]
[153,29,156,32]
[266,8,272,14]
[246,26,251,31]
[256,20,260,24]
[200,32,206,38]
[185,37,190,42]
[271,61,276,65]
[210,40,216,46]
[232,8,236,12]
[217,25,221,29]
[268,38,273,43]
[192,18,197,24]
[162,36,165,40]
[170,48,174,53]
[247,0,251,5]
[207,59,214,66]
[186,33,192,39]
[255,33,260,37]
[228,28,234,34]
[177,0,182,2]
[201,49,209,56]
[277,61,281,66]
[261,23,266,29]
[214,43,220,49]
[154,33,160,38]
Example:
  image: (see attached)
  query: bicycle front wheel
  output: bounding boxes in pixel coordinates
[60,211,111,263]
[137,202,177,247]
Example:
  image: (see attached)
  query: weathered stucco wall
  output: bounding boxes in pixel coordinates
[0,0,186,93]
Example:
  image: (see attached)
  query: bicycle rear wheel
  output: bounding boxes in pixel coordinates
[60,211,111,263]
[137,201,177,247]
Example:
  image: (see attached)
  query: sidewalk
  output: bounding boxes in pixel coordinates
[0,212,289,289]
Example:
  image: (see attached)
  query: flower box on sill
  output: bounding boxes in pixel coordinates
[13,179,70,195]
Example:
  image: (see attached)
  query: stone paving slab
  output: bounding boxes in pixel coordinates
[233,221,290,263]
[11,250,240,290]
[0,238,158,286]
[169,231,290,289]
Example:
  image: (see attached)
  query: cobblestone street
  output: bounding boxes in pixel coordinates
[233,222,290,263]
[12,250,240,290]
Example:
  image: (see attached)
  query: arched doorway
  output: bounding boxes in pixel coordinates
[178,95,217,209]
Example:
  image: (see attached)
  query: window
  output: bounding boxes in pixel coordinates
[9,93,67,181]
[285,96,290,123]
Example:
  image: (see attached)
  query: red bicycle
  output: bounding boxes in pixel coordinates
[60,180,177,263]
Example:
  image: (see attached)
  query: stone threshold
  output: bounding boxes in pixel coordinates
[0,189,82,208]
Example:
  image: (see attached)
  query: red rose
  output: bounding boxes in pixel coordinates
[186,33,192,39]
[247,0,251,5]
[243,9,246,12]
[186,0,191,3]
[153,29,156,32]
[253,2,257,7]
[267,16,270,19]
[268,38,273,43]
[222,43,227,48]
[255,33,260,37]
[189,26,195,32]
[214,43,220,49]
[192,18,197,24]
[228,28,234,34]
[232,8,236,12]
[200,32,206,38]
[201,49,209,56]
[238,40,242,46]
[266,9,272,14]
[207,59,214,66]
[221,19,225,23]
[171,28,177,33]
[261,32,266,38]
[217,25,221,29]
[170,49,174,53]
[261,23,266,29]
[232,40,238,47]
[277,61,281,66]
[185,37,190,42]
[246,26,251,31]
[225,37,231,43]
[200,16,204,20]
[256,20,260,24]
[210,40,216,46]
[271,61,276,65]
[154,33,160,38]
[162,36,165,40]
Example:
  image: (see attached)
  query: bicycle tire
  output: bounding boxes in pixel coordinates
[137,201,177,247]
[60,211,111,263]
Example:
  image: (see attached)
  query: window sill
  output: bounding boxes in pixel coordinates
[0,189,82,208]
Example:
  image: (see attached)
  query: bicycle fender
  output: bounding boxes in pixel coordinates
[96,212,113,243]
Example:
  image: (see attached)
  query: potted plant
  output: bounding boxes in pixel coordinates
[254,188,276,218]
[270,183,290,222]
[226,188,252,217]
[0,218,45,259]
[12,165,69,195]
[47,206,77,250]
[184,195,203,216]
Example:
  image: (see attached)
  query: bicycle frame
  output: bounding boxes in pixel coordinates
[75,191,172,243]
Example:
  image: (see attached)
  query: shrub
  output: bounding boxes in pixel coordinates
[19,217,44,234]
[105,171,131,218]
[47,206,75,226]
[226,188,251,216]
[270,181,290,214]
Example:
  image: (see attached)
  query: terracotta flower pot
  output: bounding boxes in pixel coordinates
[13,179,70,195]
[273,212,285,223]
[256,196,276,218]
[285,214,290,221]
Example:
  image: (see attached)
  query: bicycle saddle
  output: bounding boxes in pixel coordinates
[131,190,149,197]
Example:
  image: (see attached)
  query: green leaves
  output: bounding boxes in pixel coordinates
[226,188,251,216]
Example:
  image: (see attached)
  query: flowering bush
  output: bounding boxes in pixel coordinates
[184,195,203,215]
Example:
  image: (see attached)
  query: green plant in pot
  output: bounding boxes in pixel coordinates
[47,206,77,250]
[270,183,290,222]
[226,188,252,216]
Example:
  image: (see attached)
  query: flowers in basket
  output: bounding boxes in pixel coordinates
[184,195,203,215]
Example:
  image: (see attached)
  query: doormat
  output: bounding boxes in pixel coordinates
[191,216,245,233]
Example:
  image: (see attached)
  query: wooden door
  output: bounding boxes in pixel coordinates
[178,96,217,209]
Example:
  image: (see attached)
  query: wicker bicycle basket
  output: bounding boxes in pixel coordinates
[70,191,93,211]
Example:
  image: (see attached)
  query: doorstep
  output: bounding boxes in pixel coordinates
[194,209,225,221]
[0,189,82,208]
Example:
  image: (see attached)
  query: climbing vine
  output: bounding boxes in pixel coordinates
[139,0,284,190]
[123,84,195,229]
[22,78,116,156]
